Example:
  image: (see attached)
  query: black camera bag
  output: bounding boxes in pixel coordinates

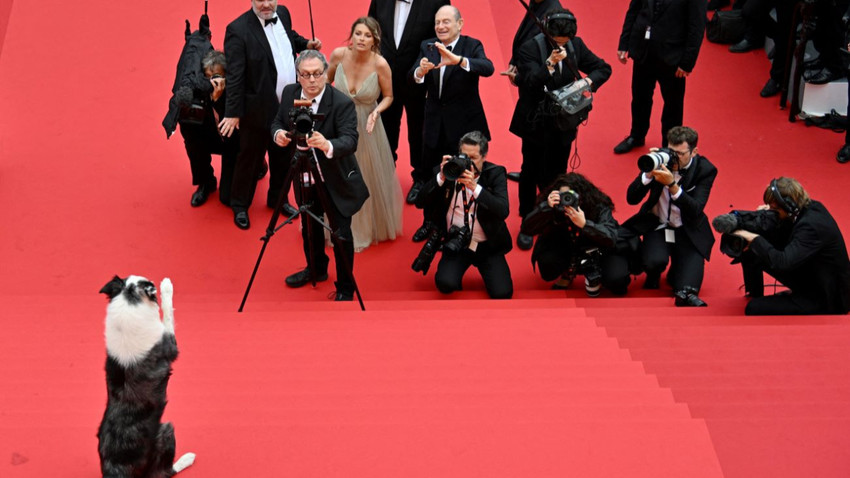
[706,9,746,44]
[537,37,593,131]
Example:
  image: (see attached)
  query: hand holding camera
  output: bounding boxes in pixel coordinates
[210,74,225,101]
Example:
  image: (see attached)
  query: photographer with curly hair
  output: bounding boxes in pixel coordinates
[520,173,630,296]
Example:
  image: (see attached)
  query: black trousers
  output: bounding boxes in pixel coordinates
[435,241,513,299]
[641,226,706,291]
[230,124,290,212]
[179,119,238,205]
[518,126,575,217]
[534,232,631,295]
[296,179,355,295]
[630,56,686,147]
[383,76,426,174]
[739,251,826,315]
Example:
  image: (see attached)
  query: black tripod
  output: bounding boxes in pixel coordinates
[239,139,365,312]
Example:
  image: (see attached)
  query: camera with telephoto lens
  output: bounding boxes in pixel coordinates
[571,247,603,297]
[556,190,580,213]
[288,99,325,149]
[442,153,472,181]
[712,209,783,259]
[443,225,472,253]
[637,148,675,173]
[412,227,443,275]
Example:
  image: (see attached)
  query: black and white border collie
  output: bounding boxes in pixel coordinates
[97,275,195,477]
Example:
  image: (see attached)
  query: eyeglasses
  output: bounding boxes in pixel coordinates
[298,71,325,79]
[670,149,691,158]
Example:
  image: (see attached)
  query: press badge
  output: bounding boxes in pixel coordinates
[665,228,675,243]
[468,239,479,252]
[645,26,651,40]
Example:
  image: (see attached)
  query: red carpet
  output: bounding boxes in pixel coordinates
[1,0,849,477]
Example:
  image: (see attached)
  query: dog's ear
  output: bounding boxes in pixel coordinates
[99,275,125,300]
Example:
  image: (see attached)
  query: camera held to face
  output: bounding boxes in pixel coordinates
[443,225,472,253]
[637,148,675,173]
[442,153,472,181]
[556,190,580,212]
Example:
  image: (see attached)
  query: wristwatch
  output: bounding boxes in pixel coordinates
[545,60,554,68]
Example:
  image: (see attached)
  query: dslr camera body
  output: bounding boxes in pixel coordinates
[712,209,784,258]
[442,153,472,181]
[444,224,472,253]
[570,247,603,297]
[556,190,580,213]
[288,99,325,149]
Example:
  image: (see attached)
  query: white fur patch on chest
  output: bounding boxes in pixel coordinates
[105,299,165,367]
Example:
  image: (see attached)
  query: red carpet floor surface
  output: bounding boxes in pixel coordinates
[1,0,849,477]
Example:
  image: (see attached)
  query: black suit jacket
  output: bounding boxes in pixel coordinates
[224,6,309,129]
[270,84,369,217]
[410,35,494,148]
[368,0,450,83]
[415,161,512,255]
[617,0,706,72]
[509,34,611,137]
[623,155,717,260]
[508,0,562,65]
[750,201,850,314]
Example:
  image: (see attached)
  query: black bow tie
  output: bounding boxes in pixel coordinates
[264,17,278,26]
[446,45,453,52]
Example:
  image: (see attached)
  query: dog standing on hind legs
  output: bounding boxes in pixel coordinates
[97,275,195,477]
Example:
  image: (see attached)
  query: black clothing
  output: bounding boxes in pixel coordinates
[224,5,309,211]
[509,34,611,216]
[617,0,706,145]
[623,155,717,291]
[508,0,563,66]
[742,201,850,315]
[271,84,369,295]
[368,0,450,170]
[415,161,513,299]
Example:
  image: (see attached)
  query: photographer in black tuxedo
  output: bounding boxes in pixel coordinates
[520,173,630,296]
[623,126,716,307]
[722,178,850,315]
[414,131,513,299]
[271,51,370,301]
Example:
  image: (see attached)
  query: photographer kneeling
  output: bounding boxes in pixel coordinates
[520,173,630,296]
[720,177,850,315]
[414,131,514,299]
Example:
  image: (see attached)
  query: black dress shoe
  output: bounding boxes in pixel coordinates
[282,203,298,217]
[406,182,422,204]
[412,222,433,242]
[507,171,521,182]
[190,183,216,207]
[613,136,645,154]
[642,272,660,290]
[234,210,250,230]
[760,78,780,98]
[332,282,353,301]
[285,268,329,288]
[804,67,843,85]
[674,287,708,307]
[837,144,850,164]
[729,38,762,53]
[516,233,534,251]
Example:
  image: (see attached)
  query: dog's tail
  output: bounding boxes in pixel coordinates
[160,278,175,334]
[173,452,196,473]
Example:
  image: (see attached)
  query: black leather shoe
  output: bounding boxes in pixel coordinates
[613,136,645,154]
[642,272,660,290]
[412,222,433,242]
[332,282,353,301]
[190,183,216,207]
[729,38,762,53]
[285,268,329,288]
[507,171,521,182]
[234,210,250,230]
[837,144,850,164]
[282,203,298,216]
[760,78,780,98]
[804,67,843,85]
[406,182,422,204]
[674,287,708,307]
[517,233,534,251]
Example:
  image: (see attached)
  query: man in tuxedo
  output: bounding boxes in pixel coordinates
[415,131,513,299]
[509,8,611,250]
[730,178,850,315]
[220,0,321,230]
[409,5,494,242]
[613,0,706,153]
[271,51,370,301]
[367,0,450,204]
[623,126,716,307]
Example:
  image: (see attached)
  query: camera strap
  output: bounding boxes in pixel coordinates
[451,184,477,238]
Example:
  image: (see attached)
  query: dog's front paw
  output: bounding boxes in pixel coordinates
[173,452,196,473]
[160,278,173,299]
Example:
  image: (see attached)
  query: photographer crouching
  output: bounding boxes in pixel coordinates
[413,131,514,299]
[520,173,631,296]
[715,177,850,315]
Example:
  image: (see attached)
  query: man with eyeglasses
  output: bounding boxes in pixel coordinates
[270,50,369,301]
[622,126,717,307]
[221,0,322,230]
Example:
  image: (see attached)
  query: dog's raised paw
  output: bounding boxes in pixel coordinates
[172,452,195,473]
[160,278,173,298]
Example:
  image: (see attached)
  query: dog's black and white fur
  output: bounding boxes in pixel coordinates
[97,275,195,478]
